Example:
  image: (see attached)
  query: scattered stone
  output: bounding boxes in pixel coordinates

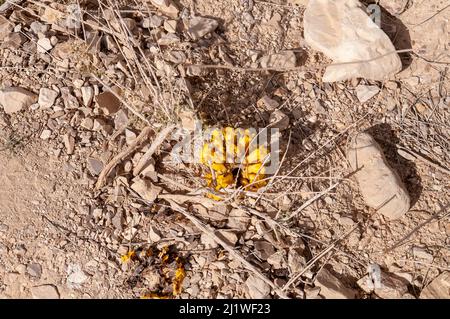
[216,230,238,247]
[315,268,356,299]
[42,7,64,24]
[1,32,25,49]
[81,118,94,130]
[158,33,180,45]
[303,0,402,82]
[150,0,179,19]
[143,15,164,28]
[125,129,137,145]
[96,91,121,115]
[347,132,410,220]
[164,20,177,33]
[269,109,290,130]
[0,15,14,40]
[63,133,75,155]
[355,85,380,103]
[30,285,60,299]
[30,21,48,35]
[187,16,219,40]
[67,264,88,288]
[420,272,450,299]
[267,250,287,269]
[254,240,275,260]
[245,275,271,298]
[81,86,94,107]
[38,88,58,109]
[257,95,279,111]
[260,51,296,69]
[149,226,162,242]
[87,157,104,176]
[376,272,409,299]
[37,37,53,53]
[0,87,37,114]
[412,247,433,262]
[288,248,307,273]
[27,263,42,278]
[131,178,162,202]
[40,129,52,140]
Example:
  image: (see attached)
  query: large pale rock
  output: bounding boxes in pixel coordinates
[420,272,450,299]
[315,268,356,299]
[0,87,37,114]
[304,0,402,82]
[0,15,14,41]
[347,132,410,220]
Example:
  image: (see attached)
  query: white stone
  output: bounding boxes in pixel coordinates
[260,51,297,69]
[0,87,37,114]
[40,129,52,140]
[347,132,410,220]
[30,285,60,299]
[81,86,94,107]
[245,275,271,298]
[37,37,52,53]
[38,88,58,109]
[187,16,219,40]
[355,85,380,103]
[303,0,402,82]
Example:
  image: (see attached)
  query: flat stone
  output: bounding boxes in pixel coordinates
[355,85,380,103]
[0,87,37,114]
[131,178,162,202]
[30,284,60,299]
[245,275,271,299]
[87,157,104,176]
[38,88,58,109]
[260,51,297,69]
[315,268,356,299]
[420,272,450,299]
[269,109,290,130]
[303,0,402,82]
[37,37,52,53]
[257,95,279,111]
[63,133,75,155]
[81,86,94,107]
[40,129,52,140]
[347,132,410,220]
[150,0,179,18]
[27,263,42,278]
[0,15,14,41]
[187,16,219,40]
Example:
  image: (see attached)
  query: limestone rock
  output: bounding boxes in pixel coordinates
[0,87,37,114]
[187,16,219,40]
[260,51,296,69]
[269,109,290,130]
[315,268,356,299]
[38,88,58,109]
[245,275,271,299]
[304,0,402,82]
[355,85,380,103]
[347,132,410,220]
[0,15,14,41]
[37,37,52,53]
[420,272,450,299]
[30,284,60,299]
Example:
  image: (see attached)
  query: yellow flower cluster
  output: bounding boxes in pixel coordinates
[200,127,268,192]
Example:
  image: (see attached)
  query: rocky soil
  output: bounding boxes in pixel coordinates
[0,0,449,299]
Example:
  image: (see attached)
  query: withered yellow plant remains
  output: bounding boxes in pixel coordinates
[200,127,269,194]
